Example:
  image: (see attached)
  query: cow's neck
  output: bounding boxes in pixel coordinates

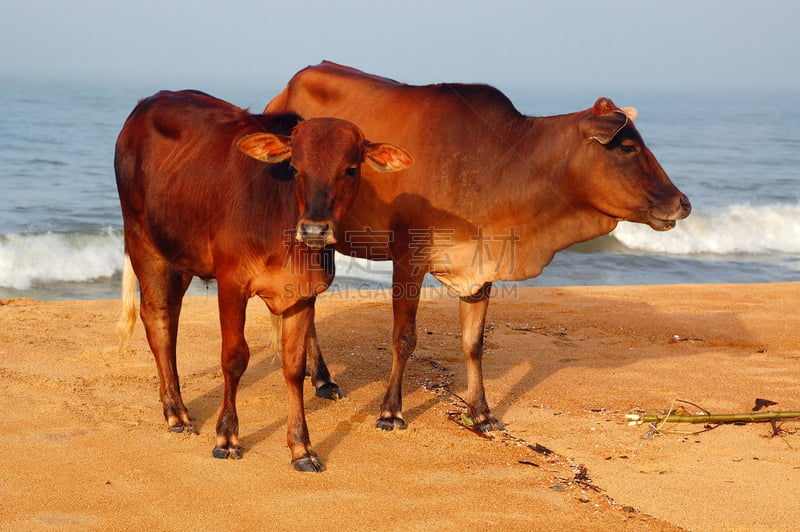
[521,201,618,276]
[501,114,620,278]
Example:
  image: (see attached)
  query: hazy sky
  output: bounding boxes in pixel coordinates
[2,0,798,94]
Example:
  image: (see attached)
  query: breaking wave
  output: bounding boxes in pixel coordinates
[0,229,123,289]
[611,203,800,255]
[0,202,796,291]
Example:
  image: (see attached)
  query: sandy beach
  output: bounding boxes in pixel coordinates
[1,283,798,530]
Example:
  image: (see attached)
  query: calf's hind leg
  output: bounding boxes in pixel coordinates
[135,256,194,432]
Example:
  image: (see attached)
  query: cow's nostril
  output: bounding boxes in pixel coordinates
[680,195,692,216]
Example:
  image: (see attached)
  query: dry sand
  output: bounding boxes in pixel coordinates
[1,283,799,531]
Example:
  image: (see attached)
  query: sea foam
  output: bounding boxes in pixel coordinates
[0,230,123,289]
[612,203,800,255]
[1,202,797,290]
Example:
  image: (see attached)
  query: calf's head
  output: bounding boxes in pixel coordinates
[237,117,412,248]
[572,97,691,231]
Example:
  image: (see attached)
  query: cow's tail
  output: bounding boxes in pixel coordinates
[117,251,138,352]
[268,313,283,351]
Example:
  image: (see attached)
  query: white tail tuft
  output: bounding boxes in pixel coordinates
[117,252,138,352]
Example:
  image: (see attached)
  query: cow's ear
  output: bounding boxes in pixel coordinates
[237,133,292,163]
[363,142,413,172]
[581,112,628,145]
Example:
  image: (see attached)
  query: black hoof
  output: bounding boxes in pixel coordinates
[212,448,228,459]
[375,417,407,431]
[292,456,326,472]
[474,418,505,433]
[212,446,243,459]
[315,382,344,400]
[168,423,195,434]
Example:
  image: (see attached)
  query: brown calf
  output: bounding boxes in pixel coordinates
[115,89,411,471]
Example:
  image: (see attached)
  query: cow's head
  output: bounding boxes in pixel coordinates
[237,117,412,248]
[573,97,691,231]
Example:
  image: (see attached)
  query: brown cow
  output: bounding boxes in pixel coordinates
[266,61,691,433]
[115,89,411,471]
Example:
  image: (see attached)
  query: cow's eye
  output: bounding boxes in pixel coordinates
[288,165,298,177]
[619,143,637,153]
[344,166,358,177]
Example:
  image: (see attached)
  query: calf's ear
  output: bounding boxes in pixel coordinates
[363,143,413,172]
[237,133,292,162]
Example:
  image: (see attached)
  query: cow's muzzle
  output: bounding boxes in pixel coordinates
[296,219,337,248]
[648,194,692,231]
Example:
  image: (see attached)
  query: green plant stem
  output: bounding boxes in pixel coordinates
[636,411,800,424]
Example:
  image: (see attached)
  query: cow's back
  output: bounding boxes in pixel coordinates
[269,62,522,147]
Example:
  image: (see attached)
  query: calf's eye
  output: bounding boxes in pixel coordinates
[619,143,637,153]
[344,166,359,177]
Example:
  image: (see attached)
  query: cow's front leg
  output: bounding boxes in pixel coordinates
[283,299,325,472]
[376,268,423,431]
[213,287,250,459]
[460,283,504,432]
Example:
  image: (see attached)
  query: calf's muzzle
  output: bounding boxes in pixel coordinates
[296,219,335,248]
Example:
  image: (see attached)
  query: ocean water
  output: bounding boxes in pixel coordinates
[1,80,798,301]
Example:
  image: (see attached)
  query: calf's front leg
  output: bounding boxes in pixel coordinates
[213,288,250,459]
[283,298,325,472]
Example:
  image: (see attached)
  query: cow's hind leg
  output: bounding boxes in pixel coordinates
[135,256,194,433]
[306,322,343,400]
[270,314,342,400]
[283,299,324,472]
[459,282,504,432]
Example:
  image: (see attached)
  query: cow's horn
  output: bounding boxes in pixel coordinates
[620,107,638,121]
